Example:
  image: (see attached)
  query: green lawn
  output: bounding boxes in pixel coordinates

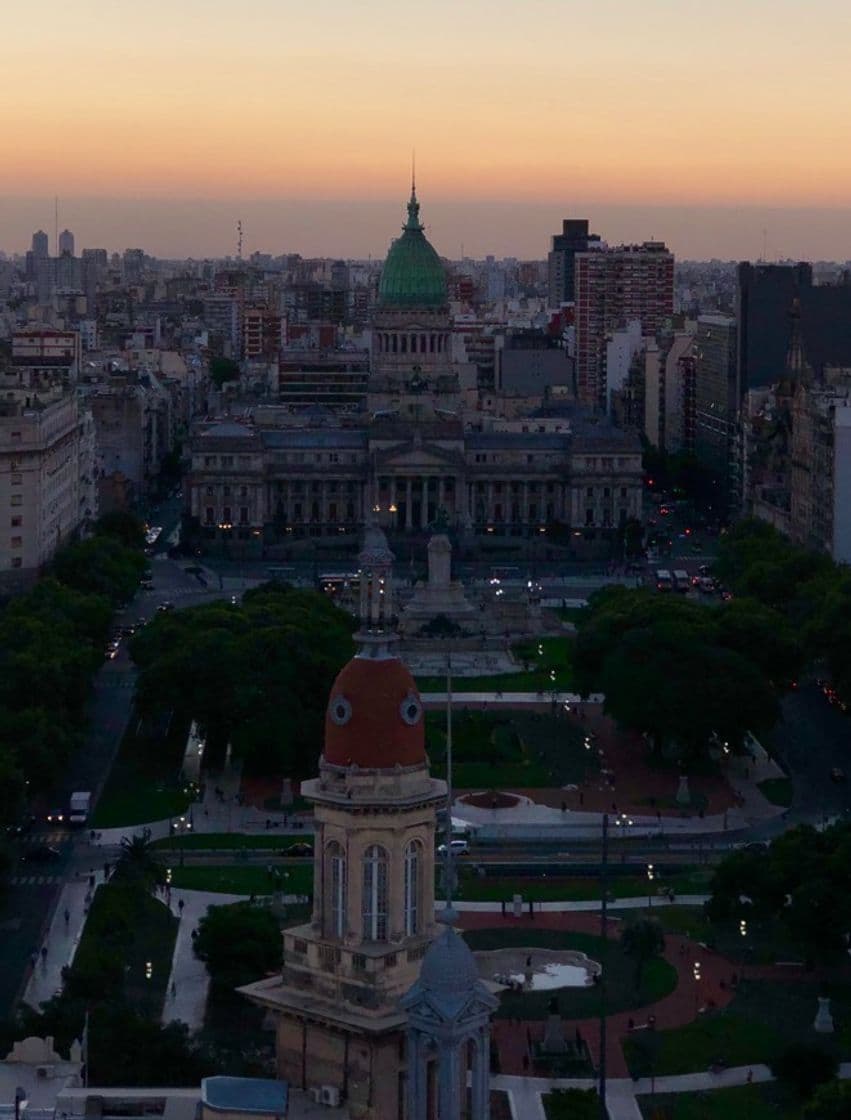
[458,869,713,904]
[757,777,794,808]
[637,1083,799,1120]
[91,710,193,828]
[417,636,575,693]
[426,709,597,790]
[624,978,851,1077]
[618,907,804,967]
[73,879,177,1018]
[151,833,312,852]
[168,864,314,896]
[463,927,676,1020]
[543,1088,599,1120]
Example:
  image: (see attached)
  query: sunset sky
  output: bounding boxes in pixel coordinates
[3,0,851,259]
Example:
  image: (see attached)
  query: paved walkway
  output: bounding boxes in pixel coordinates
[22,867,109,1010]
[161,888,244,1032]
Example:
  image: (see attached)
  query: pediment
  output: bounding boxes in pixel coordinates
[372,441,465,470]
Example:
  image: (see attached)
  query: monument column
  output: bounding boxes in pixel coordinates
[420,478,429,529]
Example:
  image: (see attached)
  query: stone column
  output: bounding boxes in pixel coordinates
[420,478,429,529]
[486,481,494,523]
[406,1034,426,1120]
[437,1041,461,1120]
[471,1029,490,1119]
[406,478,413,530]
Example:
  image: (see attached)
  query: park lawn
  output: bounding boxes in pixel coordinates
[637,1083,799,1120]
[623,978,851,1077]
[426,709,596,790]
[463,927,676,1020]
[151,833,312,852]
[74,879,177,1018]
[458,869,713,904]
[91,710,193,828]
[543,1088,599,1120]
[168,864,314,896]
[757,777,794,808]
[618,907,804,967]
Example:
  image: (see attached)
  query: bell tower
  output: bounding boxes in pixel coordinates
[240,526,446,1120]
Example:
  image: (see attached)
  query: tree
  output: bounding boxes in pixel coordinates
[94,511,147,551]
[620,917,665,989]
[209,357,240,387]
[770,1043,838,1099]
[194,902,282,990]
[116,834,165,893]
[804,1079,851,1119]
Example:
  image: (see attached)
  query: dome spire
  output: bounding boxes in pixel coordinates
[406,151,422,232]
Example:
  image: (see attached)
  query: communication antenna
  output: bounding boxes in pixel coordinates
[54,196,59,255]
[237,220,243,262]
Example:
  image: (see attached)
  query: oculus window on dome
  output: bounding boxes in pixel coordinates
[330,695,352,726]
[400,693,423,726]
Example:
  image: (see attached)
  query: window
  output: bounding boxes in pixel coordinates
[221,456,234,467]
[239,507,249,525]
[404,841,421,937]
[205,508,214,525]
[11,557,22,568]
[11,495,22,507]
[11,474,22,485]
[204,456,216,467]
[10,517,21,527]
[327,842,346,938]
[362,845,388,941]
[10,537,21,548]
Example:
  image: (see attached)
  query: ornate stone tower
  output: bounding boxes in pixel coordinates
[240,526,446,1119]
[369,185,460,418]
[402,913,498,1120]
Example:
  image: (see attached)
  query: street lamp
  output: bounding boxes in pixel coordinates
[14,1087,27,1120]
[172,815,192,867]
[647,863,655,912]
[145,960,153,981]
[693,960,702,1016]
[739,918,747,938]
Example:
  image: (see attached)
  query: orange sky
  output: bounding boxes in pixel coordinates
[3,0,851,257]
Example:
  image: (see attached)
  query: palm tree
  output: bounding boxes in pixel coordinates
[116,832,165,893]
[621,917,665,990]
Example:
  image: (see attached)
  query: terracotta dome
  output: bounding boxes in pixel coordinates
[324,655,426,769]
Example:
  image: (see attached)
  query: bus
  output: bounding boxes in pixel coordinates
[318,572,360,599]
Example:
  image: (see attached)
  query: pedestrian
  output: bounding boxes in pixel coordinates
[88,873,95,890]
[561,800,566,813]
[746,1069,753,1084]
[171,980,177,997]
[103,862,111,879]
[30,952,38,970]
[579,791,584,806]
[178,898,185,917]
[40,946,48,964]
[64,908,70,927]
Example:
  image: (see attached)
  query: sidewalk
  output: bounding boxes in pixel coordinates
[161,888,244,1033]
[22,868,108,1011]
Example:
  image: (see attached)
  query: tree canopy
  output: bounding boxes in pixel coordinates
[574,586,785,762]
[130,583,355,774]
[194,902,282,990]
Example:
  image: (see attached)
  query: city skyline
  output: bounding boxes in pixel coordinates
[4,0,851,260]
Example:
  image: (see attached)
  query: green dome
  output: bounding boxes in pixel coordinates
[378,191,447,309]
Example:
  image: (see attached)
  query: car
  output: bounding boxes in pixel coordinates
[140,579,154,590]
[5,815,36,838]
[105,645,119,660]
[286,842,314,857]
[830,768,846,783]
[120,625,136,638]
[46,808,65,824]
[21,844,61,863]
[157,601,174,613]
[437,839,469,856]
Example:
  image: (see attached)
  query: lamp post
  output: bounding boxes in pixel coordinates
[647,863,655,912]
[172,815,192,867]
[693,960,702,1017]
[14,1087,27,1120]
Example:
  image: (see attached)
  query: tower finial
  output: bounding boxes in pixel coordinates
[411,148,416,199]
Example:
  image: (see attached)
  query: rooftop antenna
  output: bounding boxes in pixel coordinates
[54,196,59,256]
[237,220,243,262]
[440,653,457,922]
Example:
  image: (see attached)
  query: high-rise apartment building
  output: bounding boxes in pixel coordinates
[694,314,738,508]
[546,218,600,308]
[575,242,674,409]
[58,228,75,256]
[31,230,49,257]
[0,390,97,586]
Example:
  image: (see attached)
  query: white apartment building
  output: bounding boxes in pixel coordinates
[0,390,97,584]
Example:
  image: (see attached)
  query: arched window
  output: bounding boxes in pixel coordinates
[362,845,388,941]
[404,840,421,936]
[326,841,346,938]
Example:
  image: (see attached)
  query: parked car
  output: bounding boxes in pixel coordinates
[437,839,469,856]
[157,601,174,613]
[140,579,154,590]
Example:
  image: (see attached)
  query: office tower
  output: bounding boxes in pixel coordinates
[694,314,738,510]
[547,218,600,308]
[575,241,674,409]
[58,228,75,256]
[31,230,49,257]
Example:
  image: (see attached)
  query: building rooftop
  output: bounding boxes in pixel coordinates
[202,1076,288,1116]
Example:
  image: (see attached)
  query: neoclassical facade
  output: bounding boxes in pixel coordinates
[185,190,643,548]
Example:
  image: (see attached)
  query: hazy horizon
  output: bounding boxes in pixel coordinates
[3,195,851,264]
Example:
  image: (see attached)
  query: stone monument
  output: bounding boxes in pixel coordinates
[401,515,477,635]
[814,995,835,1033]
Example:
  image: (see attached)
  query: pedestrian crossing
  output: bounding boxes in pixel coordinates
[9,874,62,886]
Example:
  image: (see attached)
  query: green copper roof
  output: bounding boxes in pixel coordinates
[378,190,447,309]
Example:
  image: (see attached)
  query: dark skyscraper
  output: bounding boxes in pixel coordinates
[31,229,49,257]
[547,218,600,307]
